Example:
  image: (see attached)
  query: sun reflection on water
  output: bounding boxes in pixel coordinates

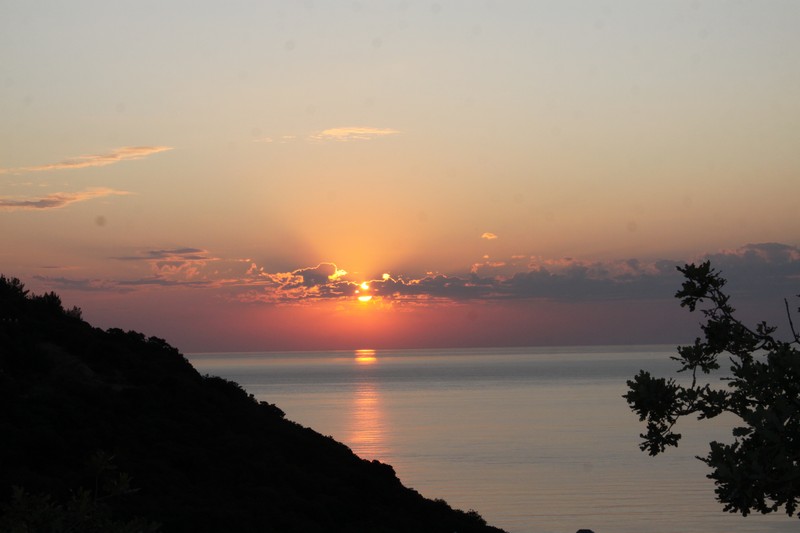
[348,350,386,461]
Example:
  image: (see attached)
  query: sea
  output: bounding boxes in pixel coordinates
[187,345,797,533]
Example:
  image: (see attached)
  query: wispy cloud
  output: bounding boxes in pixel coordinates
[481,232,498,240]
[34,275,213,294]
[0,146,173,175]
[253,127,400,144]
[113,248,219,280]
[36,247,221,293]
[253,135,297,144]
[310,127,400,142]
[0,188,131,211]
[114,248,211,262]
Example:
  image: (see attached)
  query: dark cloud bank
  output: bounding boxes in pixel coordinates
[36,243,799,307]
[248,243,798,305]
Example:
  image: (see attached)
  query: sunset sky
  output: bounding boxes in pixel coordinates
[2,1,799,352]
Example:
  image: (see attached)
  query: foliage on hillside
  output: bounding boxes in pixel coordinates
[0,275,504,533]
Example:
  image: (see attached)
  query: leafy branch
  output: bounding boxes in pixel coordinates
[624,261,800,518]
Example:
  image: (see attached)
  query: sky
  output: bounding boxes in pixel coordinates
[1,1,799,352]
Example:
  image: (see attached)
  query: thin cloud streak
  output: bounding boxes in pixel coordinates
[113,248,219,281]
[0,146,173,175]
[310,127,400,142]
[253,127,399,144]
[34,275,213,294]
[0,188,131,211]
[113,248,211,262]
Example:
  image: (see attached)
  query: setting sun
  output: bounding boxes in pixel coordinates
[355,349,377,364]
[356,282,372,302]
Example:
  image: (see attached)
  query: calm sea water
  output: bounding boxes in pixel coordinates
[188,346,797,533]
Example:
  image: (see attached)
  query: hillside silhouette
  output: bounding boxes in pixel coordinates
[0,275,506,532]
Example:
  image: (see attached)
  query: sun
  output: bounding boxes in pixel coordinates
[356,281,373,302]
[355,349,377,364]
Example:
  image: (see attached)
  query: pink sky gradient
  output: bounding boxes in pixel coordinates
[2,3,799,352]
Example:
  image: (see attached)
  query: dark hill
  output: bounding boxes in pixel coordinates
[0,276,506,532]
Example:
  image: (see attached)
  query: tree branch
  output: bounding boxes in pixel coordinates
[785,298,800,344]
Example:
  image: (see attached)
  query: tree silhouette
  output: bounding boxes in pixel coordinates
[0,275,28,320]
[625,261,800,518]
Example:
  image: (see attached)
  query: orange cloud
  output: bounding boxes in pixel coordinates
[470,260,508,275]
[0,188,131,211]
[310,127,400,142]
[0,146,173,175]
[481,232,498,240]
[241,262,361,303]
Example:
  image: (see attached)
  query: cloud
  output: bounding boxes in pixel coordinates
[116,277,213,288]
[241,262,360,302]
[699,243,800,294]
[470,260,512,277]
[310,127,400,142]
[35,243,800,314]
[35,275,213,293]
[707,242,800,267]
[481,232,498,240]
[253,127,399,144]
[112,248,219,281]
[114,248,211,262]
[231,258,669,304]
[254,135,299,144]
[33,276,122,292]
[0,146,173,175]
[238,243,800,305]
[288,263,349,286]
[0,188,131,211]
[210,262,370,304]
[35,247,222,294]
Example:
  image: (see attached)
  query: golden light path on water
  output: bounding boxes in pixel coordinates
[348,349,386,461]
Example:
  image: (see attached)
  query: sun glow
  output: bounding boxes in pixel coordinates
[356,281,372,302]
